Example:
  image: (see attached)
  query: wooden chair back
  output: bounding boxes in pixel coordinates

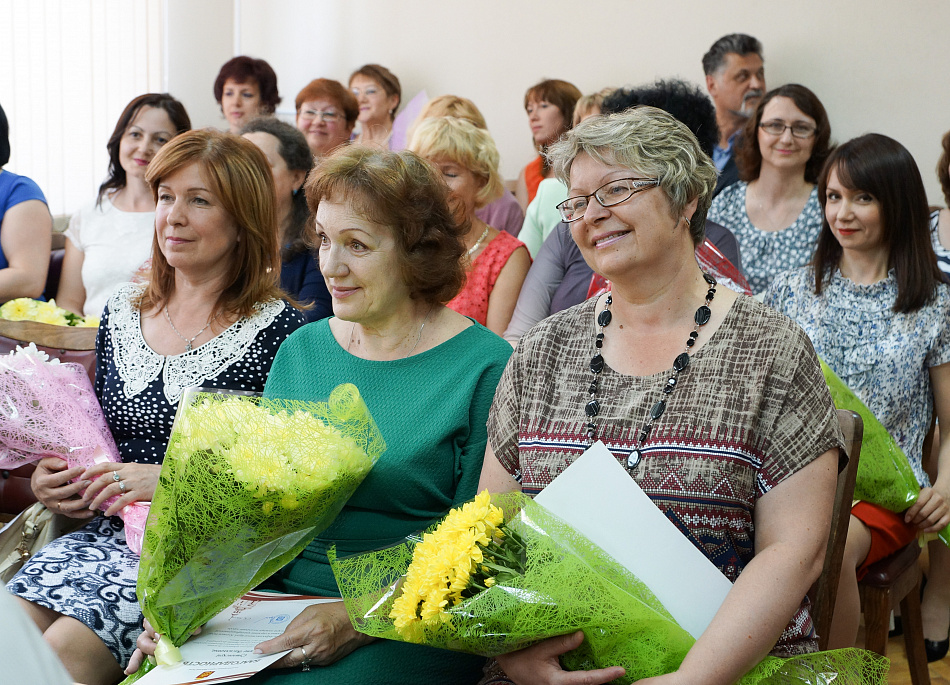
[811,409,863,650]
[0,319,97,382]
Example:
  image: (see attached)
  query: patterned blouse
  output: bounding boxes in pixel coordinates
[766,266,950,487]
[448,230,527,327]
[488,294,843,656]
[708,182,822,294]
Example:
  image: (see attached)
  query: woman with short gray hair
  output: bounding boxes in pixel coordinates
[478,106,843,684]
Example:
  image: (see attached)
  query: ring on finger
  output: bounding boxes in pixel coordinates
[300,646,311,672]
[113,471,121,482]
[118,481,126,491]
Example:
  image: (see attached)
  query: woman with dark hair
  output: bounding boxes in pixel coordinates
[242,117,331,321]
[0,101,52,303]
[294,78,358,159]
[8,129,306,685]
[349,64,401,149]
[56,93,191,317]
[929,129,950,280]
[765,133,950,654]
[514,78,581,209]
[708,84,832,293]
[214,55,281,134]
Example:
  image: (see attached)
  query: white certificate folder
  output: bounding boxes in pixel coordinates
[534,441,733,639]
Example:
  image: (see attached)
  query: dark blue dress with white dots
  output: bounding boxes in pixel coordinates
[6,283,306,665]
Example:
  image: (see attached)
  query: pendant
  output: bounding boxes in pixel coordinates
[186,342,193,352]
[627,449,642,469]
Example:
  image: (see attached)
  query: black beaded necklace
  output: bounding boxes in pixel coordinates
[584,273,718,471]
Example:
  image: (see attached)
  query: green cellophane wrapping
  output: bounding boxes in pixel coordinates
[331,492,887,684]
[820,360,950,546]
[122,384,385,684]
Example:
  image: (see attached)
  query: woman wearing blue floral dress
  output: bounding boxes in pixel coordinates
[709,84,832,294]
[7,130,306,685]
[765,133,950,656]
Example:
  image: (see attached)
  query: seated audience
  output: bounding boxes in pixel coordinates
[241,118,331,321]
[708,84,832,294]
[349,64,401,149]
[133,145,513,683]
[480,106,841,685]
[765,134,950,656]
[930,128,950,280]
[504,79,744,343]
[409,116,530,335]
[515,78,581,209]
[56,93,191,318]
[414,95,525,238]
[294,78,358,159]
[7,129,306,685]
[214,55,281,134]
[0,101,51,303]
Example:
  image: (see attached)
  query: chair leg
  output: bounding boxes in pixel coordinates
[863,586,892,656]
[900,576,932,685]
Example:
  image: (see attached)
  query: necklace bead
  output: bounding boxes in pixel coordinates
[583,275,718,474]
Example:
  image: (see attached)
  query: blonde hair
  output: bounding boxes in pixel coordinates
[142,129,285,318]
[416,95,487,129]
[407,116,504,209]
[572,88,615,126]
[547,107,717,245]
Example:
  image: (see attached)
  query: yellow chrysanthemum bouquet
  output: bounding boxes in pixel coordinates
[332,491,887,685]
[0,297,99,327]
[122,384,385,683]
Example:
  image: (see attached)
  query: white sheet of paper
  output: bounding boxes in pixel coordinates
[534,441,733,639]
[134,592,338,685]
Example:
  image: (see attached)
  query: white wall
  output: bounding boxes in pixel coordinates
[165,0,948,204]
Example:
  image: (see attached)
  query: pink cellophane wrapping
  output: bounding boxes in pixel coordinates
[0,345,149,553]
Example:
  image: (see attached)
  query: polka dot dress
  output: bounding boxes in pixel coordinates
[6,283,306,664]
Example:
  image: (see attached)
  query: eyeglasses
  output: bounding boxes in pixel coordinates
[300,109,341,123]
[556,178,659,223]
[350,86,379,97]
[758,120,817,138]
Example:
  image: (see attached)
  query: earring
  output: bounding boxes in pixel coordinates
[683,217,691,227]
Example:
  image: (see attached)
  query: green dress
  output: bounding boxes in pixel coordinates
[250,317,512,684]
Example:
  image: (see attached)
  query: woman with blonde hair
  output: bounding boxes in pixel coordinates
[8,129,306,685]
[414,94,524,237]
[409,116,530,335]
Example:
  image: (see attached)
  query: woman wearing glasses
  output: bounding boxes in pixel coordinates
[294,79,358,159]
[708,84,832,294]
[349,64,401,149]
[478,107,842,684]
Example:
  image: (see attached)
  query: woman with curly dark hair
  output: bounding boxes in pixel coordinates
[708,84,832,293]
[214,55,281,134]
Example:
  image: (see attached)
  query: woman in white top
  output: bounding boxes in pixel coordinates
[57,93,191,317]
[707,84,832,294]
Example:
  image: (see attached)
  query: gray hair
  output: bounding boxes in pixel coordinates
[546,107,718,245]
[701,33,763,75]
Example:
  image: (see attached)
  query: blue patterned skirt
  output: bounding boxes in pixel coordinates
[6,515,141,664]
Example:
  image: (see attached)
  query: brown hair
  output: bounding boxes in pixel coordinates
[813,133,940,313]
[523,79,582,139]
[938,129,950,207]
[735,83,832,184]
[98,93,191,205]
[142,129,287,320]
[349,64,401,120]
[213,56,281,114]
[295,78,359,128]
[306,146,466,305]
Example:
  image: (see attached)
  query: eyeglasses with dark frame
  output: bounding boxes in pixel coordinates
[758,119,817,139]
[556,177,660,223]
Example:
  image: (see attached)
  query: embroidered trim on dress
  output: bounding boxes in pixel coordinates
[108,283,285,403]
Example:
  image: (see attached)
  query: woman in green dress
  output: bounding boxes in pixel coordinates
[131,145,512,683]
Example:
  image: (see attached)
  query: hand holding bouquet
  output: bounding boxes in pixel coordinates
[123,384,385,682]
[0,343,149,550]
[332,491,888,685]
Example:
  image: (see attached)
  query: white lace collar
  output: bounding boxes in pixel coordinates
[108,283,285,404]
